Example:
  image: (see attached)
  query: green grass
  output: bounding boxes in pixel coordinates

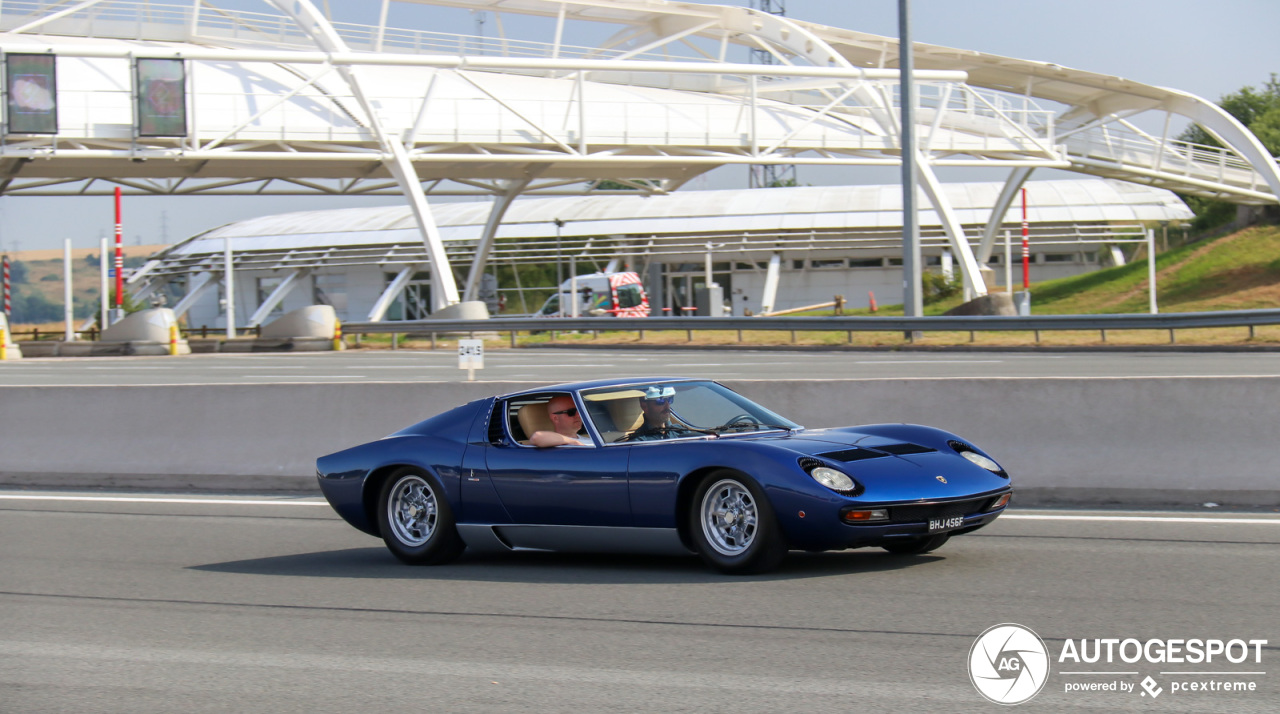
[798,224,1280,318]
[1033,224,1280,314]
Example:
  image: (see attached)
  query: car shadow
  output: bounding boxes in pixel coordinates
[191,547,945,584]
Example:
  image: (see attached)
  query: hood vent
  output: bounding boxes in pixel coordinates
[873,442,936,456]
[818,448,886,462]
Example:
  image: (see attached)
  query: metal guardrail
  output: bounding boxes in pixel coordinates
[342,308,1280,338]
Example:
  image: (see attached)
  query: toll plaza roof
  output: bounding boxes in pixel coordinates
[163,179,1191,258]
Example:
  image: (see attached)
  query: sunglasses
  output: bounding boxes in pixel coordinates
[644,397,674,406]
[552,407,579,417]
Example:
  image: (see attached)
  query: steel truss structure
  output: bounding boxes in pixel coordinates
[0,0,1277,310]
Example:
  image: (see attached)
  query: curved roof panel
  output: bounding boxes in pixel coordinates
[168,179,1191,257]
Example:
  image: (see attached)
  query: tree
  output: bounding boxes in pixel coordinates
[1177,74,1280,231]
[9,290,63,324]
[6,260,28,284]
[921,270,961,305]
[86,288,147,328]
[1179,74,1280,155]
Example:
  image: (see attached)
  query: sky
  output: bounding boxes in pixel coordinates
[0,0,1276,254]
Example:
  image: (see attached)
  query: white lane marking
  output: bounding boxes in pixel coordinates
[663,363,726,367]
[241,375,364,379]
[83,366,176,370]
[0,495,329,506]
[1003,514,1280,525]
[854,359,1005,365]
[3,496,1274,524]
[357,365,448,369]
[207,366,308,370]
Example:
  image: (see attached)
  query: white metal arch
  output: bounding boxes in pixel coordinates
[263,0,462,310]
[0,0,1274,314]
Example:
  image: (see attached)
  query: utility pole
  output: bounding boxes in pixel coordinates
[899,0,923,325]
[748,0,797,189]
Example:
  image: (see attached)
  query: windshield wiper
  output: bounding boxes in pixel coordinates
[711,421,795,434]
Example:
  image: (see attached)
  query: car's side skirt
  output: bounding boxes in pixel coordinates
[456,524,692,556]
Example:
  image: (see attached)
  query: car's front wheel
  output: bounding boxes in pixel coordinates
[881,533,950,555]
[689,471,788,574]
[377,467,465,565]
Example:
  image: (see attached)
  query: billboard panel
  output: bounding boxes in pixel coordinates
[6,54,57,134]
[136,58,186,137]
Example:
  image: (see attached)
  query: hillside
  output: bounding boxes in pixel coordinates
[4,245,167,324]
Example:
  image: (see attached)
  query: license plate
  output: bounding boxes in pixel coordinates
[929,515,964,533]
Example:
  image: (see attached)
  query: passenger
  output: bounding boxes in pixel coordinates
[530,395,585,447]
[622,386,698,441]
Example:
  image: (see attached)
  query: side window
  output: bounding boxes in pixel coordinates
[498,392,595,447]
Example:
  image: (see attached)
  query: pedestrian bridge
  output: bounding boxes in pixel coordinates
[1,0,1275,307]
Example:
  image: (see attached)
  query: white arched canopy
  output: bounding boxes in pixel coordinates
[0,0,1273,310]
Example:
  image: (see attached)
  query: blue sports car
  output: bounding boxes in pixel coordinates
[317,377,1012,574]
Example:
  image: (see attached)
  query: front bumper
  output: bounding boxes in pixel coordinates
[839,508,1005,547]
[793,488,1011,550]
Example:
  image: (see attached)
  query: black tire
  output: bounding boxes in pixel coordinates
[376,467,465,565]
[689,471,788,574]
[881,533,950,555]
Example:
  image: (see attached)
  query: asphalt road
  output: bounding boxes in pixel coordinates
[1,491,1276,712]
[4,348,1280,386]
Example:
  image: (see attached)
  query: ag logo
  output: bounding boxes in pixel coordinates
[968,623,1050,705]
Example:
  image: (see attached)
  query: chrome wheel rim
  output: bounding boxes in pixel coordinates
[700,478,759,556]
[388,475,438,547]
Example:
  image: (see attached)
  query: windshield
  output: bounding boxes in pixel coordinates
[616,284,644,309]
[580,381,799,443]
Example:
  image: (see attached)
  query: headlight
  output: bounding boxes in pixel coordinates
[809,466,855,491]
[959,449,1002,473]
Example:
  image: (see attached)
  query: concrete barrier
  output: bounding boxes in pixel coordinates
[21,308,191,357]
[1,377,1277,505]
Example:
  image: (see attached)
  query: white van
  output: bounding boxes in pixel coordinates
[535,271,650,318]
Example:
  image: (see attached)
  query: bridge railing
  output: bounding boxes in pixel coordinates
[1064,128,1264,192]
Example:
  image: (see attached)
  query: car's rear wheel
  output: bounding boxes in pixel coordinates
[690,471,788,574]
[377,467,465,565]
[881,533,950,555]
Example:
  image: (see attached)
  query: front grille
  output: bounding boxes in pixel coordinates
[890,497,988,523]
[875,442,937,456]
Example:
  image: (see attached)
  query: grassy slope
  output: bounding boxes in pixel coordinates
[1029,224,1280,314]
[823,224,1280,318]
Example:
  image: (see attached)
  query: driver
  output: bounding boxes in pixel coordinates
[622,386,699,442]
[530,395,585,447]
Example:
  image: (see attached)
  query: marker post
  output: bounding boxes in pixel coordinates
[458,339,484,381]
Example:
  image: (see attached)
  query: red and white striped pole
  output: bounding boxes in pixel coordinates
[2,255,10,315]
[114,186,124,309]
[1018,190,1029,294]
